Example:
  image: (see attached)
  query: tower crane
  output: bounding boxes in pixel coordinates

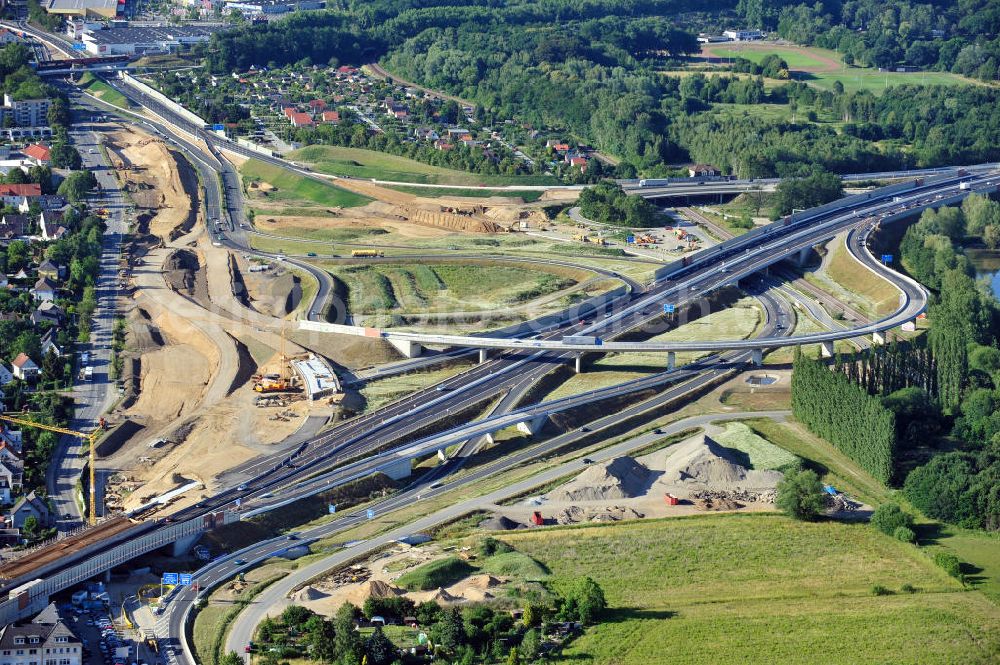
[0,413,105,526]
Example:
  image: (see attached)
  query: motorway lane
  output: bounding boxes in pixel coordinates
[47,122,129,530]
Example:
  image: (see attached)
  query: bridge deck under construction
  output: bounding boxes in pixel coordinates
[0,517,138,583]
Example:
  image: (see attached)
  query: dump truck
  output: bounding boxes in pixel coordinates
[351,249,384,258]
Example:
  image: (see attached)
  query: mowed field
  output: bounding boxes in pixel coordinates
[288,145,559,187]
[499,515,1000,665]
[326,261,583,316]
[240,159,371,208]
[702,42,974,93]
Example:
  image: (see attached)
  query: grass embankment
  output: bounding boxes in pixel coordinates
[396,556,478,590]
[707,44,973,93]
[712,421,799,470]
[498,514,998,664]
[77,72,129,108]
[241,159,371,208]
[360,362,475,412]
[327,262,581,319]
[544,297,762,399]
[802,234,900,319]
[289,145,559,187]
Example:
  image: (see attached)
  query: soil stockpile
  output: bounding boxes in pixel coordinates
[654,435,784,490]
[549,456,652,502]
[479,515,527,531]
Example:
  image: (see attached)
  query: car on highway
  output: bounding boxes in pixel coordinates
[580,426,591,432]
[582,458,594,464]
[306,252,317,257]
[234,558,248,565]
[287,534,299,540]
[238,483,248,491]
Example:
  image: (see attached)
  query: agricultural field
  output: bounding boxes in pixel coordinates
[240,159,371,208]
[289,145,559,187]
[498,515,1000,665]
[326,261,587,323]
[701,42,974,93]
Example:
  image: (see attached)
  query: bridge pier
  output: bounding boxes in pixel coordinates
[381,457,412,480]
[750,349,763,367]
[574,354,585,374]
[515,415,548,436]
[795,246,811,267]
[437,448,447,462]
[667,352,675,371]
[479,348,490,364]
[388,339,423,358]
[872,331,887,346]
[821,341,835,358]
[171,533,202,557]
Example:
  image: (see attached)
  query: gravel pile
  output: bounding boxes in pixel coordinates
[548,457,653,501]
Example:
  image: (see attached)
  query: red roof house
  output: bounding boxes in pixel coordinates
[22,144,51,165]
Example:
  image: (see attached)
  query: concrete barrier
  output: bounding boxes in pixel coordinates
[118,72,207,129]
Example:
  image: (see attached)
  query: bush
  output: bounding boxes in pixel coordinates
[901,584,917,594]
[479,536,514,557]
[871,502,914,536]
[775,469,827,521]
[893,526,917,543]
[871,584,892,596]
[933,551,964,581]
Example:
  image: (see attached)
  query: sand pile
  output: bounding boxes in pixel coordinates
[294,586,329,602]
[655,435,784,491]
[343,580,406,607]
[549,457,651,502]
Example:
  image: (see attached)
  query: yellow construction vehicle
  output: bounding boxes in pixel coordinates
[0,413,106,526]
[252,324,294,393]
[351,249,384,258]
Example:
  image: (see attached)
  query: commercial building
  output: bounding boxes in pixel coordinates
[44,0,121,19]
[224,0,325,17]
[291,354,340,400]
[81,25,222,55]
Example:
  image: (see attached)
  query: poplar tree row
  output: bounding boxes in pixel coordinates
[791,354,897,484]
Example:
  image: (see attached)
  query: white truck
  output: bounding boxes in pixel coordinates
[83,366,93,381]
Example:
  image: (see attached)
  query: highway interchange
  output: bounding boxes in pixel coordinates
[4,21,1000,663]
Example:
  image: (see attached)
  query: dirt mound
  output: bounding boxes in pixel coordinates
[163,249,201,294]
[294,586,329,602]
[549,456,651,502]
[479,515,526,531]
[343,580,406,606]
[554,505,645,524]
[693,496,744,511]
[462,574,502,590]
[655,435,783,490]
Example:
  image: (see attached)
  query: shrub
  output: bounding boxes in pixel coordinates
[893,526,917,543]
[479,536,514,557]
[933,551,964,581]
[871,502,914,536]
[775,469,827,521]
[871,584,892,596]
[901,584,917,594]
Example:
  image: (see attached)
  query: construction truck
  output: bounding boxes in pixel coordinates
[634,234,657,245]
[572,234,607,246]
[253,373,289,393]
[675,228,688,240]
[351,249,384,258]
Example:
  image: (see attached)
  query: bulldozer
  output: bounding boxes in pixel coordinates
[253,373,289,393]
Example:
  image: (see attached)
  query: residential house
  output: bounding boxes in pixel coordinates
[12,268,28,280]
[0,427,23,453]
[688,163,719,177]
[0,28,21,45]
[723,29,764,41]
[31,301,65,327]
[414,127,439,141]
[0,183,41,207]
[289,112,314,127]
[36,260,61,281]
[22,143,50,167]
[39,211,67,241]
[0,617,82,665]
[0,213,28,241]
[10,490,51,528]
[434,140,454,151]
[41,329,64,358]
[11,353,39,380]
[0,455,23,504]
[0,363,13,386]
[19,194,65,212]
[321,110,340,124]
[30,277,57,302]
[568,156,588,170]
[308,99,327,113]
